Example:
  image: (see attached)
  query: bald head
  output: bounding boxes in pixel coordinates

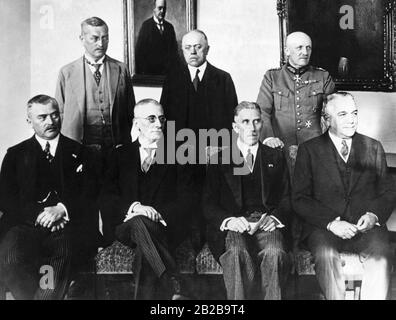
[285,31,312,69]
[182,30,210,67]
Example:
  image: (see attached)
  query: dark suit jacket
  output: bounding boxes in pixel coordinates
[135,17,179,75]
[55,55,135,146]
[100,140,196,244]
[292,132,396,239]
[160,62,238,133]
[203,143,291,260]
[0,135,97,239]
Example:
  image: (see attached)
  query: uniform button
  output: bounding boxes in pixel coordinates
[297,112,301,116]
[297,120,301,123]
[296,105,301,108]
[296,97,300,101]
[278,91,282,95]
[296,90,300,94]
[297,127,301,131]
[313,91,316,95]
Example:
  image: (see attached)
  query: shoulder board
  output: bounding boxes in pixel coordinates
[268,67,282,72]
[313,66,327,72]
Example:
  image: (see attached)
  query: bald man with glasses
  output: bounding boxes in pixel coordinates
[100,99,196,300]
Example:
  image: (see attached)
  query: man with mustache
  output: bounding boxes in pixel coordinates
[160,29,238,250]
[292,92,396,299]
[135,0,179,75]
[256,31,335,171]
[203,101,291,300]
[0,95,95,299]
[55,16,135,245]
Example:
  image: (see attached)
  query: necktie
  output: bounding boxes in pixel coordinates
[93,64,102,85]
[141,148,154,173]
[193,69,200,91]
[340,139,349,160]
[44,142,53,163]
[157,23,164,35]
[246,149,254,171]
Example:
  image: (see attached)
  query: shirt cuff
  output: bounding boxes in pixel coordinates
[270,215,285,229]
[366,212,380,226]
[327,216,341,231]
[127,201,141,215]
[220,217,233,231]
[57,203,69,222]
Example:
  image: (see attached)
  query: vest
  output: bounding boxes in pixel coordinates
[241,153,265,214]
[83,62,113,147]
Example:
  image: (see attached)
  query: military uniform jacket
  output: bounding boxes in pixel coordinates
[256,64,335,147]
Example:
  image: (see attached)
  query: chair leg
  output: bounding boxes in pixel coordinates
[0,282,6,300]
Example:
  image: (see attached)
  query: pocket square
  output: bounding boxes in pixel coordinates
[268,164,274,168]
[76,164,83,172]
[72,154,77,158]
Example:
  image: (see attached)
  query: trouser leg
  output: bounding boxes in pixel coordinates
[219,231,255,300]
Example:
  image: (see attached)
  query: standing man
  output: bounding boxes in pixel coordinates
[0,95,94,299]
[160,30,238,247]
[256,31,335,165]
[161,29,238,134]
[135,0,179,75]
[55,16,135,244]
[203,102,291,300]
[100,99,195,299]
[292,92,396,300]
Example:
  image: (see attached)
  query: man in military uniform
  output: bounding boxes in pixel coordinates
[256,31,335,170]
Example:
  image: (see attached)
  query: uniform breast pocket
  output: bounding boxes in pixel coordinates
[308,83,324,111]
[272,88,290,111]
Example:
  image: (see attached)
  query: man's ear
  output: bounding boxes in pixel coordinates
[232,122,239,134]
[284,46,290,58]
[205,45,210,56]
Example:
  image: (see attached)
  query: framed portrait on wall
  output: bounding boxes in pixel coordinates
[277,0,395,91]
[123,0,197,86]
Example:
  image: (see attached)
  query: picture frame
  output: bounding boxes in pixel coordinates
[277,0,395,91]
[123,0,197,87]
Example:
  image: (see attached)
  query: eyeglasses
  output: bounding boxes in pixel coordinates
[136,115,166,124]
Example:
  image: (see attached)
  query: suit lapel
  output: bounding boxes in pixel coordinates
[347,134,366,194]
[71,57,86,116]
[222,144,244,208]
[318,133,345,191]
[106,56,120,115]
[24,136,40,195]
[258,145,270,206]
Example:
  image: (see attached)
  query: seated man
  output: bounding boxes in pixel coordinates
[0,95,94,300]
[203,101,291,300]
[292,92,396,300]
[100,99,195,300]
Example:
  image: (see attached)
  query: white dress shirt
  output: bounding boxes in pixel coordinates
[187,61,207,82]
[84,54,105,76]
[328,130,352,162]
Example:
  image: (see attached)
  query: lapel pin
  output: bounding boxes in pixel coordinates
[76,164,83,172]
[268,164,274,168]
[72,154,77,158]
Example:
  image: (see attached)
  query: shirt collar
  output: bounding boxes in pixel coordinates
[35,134,60,156]
[153,15,163,25]
[84,54,106,65]
[236,138,259,159]
[187,61,207,82]
[328,130,352,161]
[138,137,159,150]
[286,62,309,76]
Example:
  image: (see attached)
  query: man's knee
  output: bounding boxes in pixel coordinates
[222,231,250,261]
[312,245,339,266]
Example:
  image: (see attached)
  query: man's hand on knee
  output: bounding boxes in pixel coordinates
[328,220,358,239]
[35,204,66,228]
[356,212,378,233]
[131,204,162,223]
[226,217,251,233]
[259,216,276,232]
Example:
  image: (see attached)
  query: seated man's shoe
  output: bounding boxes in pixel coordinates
[169,276,192,300]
